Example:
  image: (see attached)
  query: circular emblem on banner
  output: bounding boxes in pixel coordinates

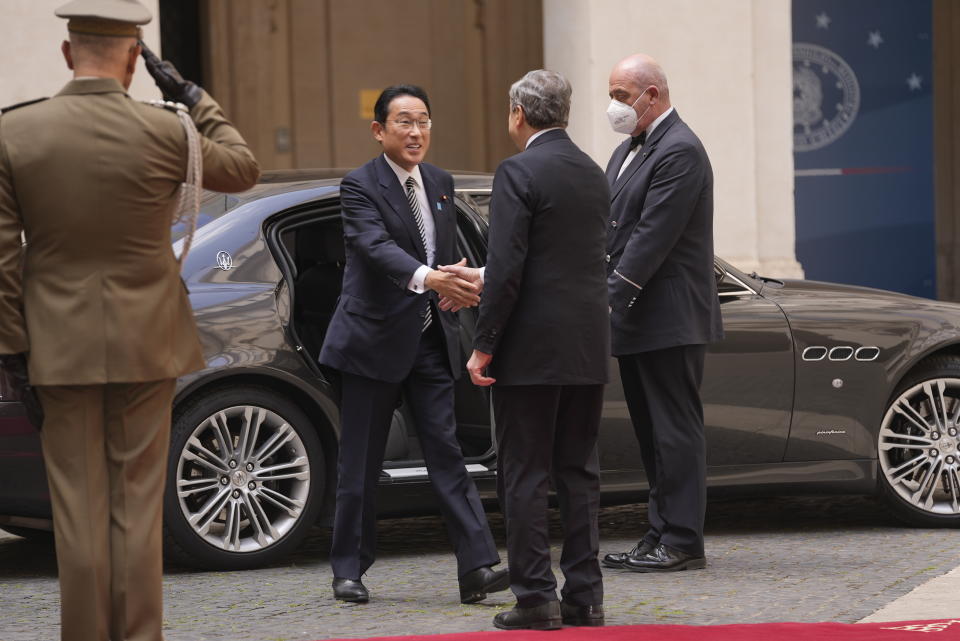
[793,43,860,152]
[216,250,233,271]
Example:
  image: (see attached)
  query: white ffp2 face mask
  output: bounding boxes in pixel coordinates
[606,89,651,135]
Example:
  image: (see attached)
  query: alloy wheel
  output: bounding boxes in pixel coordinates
[175,404,312,553]
[879,378,960,516]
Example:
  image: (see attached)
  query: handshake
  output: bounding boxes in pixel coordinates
[425,258,483,312]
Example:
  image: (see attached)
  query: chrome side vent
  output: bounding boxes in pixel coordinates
[829,346,854,361]
[855,346,880,361]
[802,346,828,361]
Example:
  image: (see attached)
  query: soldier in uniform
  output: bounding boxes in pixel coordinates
[0,2,260,640]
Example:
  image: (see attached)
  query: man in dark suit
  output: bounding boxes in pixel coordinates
[445,70,610,630]
[318,85,508,604]
[600,54,723,573]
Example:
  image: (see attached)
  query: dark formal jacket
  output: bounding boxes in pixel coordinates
[605,109,723,356]
[319,155,460,383]
[474,129,610,386]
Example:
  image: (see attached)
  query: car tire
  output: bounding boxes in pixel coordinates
[163,385,325,569]
[878,355,960,527]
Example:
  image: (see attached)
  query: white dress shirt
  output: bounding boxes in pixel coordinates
[382,154,437,294]
[615,106,675,180]
[525,127,562,148]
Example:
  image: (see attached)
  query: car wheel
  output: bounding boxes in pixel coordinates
[163,385,325,569]
[879,355,960,526]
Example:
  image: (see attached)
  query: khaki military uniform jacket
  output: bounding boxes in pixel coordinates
[0,77,259,385]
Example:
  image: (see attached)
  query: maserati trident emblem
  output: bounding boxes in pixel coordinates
[216,251,233,271]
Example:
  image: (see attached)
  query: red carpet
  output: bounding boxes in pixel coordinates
[318,619,960,640]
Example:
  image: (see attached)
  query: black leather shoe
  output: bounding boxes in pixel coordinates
[601,540,655,568]
[560,601,605,626]
[493,601,562,630]
[623,543,706,572]
[332,577,369,603]
[459,565,510,604]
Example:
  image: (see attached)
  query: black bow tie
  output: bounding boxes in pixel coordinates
[629,131,647,150]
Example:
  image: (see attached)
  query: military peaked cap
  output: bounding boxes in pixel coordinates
[55,0,152,37]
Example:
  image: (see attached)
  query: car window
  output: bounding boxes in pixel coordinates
[280,228,297,267]
[459,191,491,221]
[171,191,240,242]
[717,264,756,295]
[454,199,488,266]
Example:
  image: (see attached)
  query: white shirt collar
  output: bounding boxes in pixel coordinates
[525,126,563,149]
[616,108,675,180]
[383,153,424,189]
[645,106,675,138]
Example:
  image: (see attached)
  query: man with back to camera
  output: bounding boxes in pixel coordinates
[441,69,610,630]
[0,1,260,640]
[600,53,723,573]
[318,84,509,605]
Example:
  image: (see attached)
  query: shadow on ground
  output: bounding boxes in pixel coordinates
[248,494,900,569]
[0,494,901,579]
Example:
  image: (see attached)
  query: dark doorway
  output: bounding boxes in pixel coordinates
[934,0,960,301]
[158,0,203,86]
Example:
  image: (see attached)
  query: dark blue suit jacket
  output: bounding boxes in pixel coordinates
[474,129,610,386]
[605,109,723,356]
[319,155,460,383]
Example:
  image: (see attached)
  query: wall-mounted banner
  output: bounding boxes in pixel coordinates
[792,0,934,298]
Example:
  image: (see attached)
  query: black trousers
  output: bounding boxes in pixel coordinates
[330,325,499,580]
[617,344,707,557]
[493,384,604,608]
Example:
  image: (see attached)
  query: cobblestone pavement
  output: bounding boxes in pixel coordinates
[3,495,960,641]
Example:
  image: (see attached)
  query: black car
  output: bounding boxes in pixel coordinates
[2,169,959,570]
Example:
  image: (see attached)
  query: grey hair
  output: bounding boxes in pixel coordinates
[69,32,138,65]
[508,69,571,129]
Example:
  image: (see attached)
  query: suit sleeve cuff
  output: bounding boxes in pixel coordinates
[474,336,496,354]
[613,269,643,290]
[407,265,432,294]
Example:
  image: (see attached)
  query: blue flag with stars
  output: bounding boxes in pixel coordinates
[793,0,934,298]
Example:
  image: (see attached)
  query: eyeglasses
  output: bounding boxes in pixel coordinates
[386,118,432,132]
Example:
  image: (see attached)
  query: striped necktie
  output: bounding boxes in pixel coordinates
[405,176,433,332]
